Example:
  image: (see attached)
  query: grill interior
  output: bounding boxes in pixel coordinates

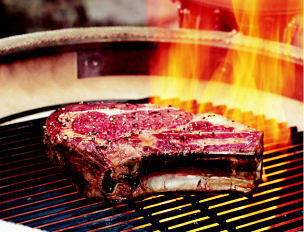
[0,99,303,232]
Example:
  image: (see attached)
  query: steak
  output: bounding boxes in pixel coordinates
[44,102,263,202]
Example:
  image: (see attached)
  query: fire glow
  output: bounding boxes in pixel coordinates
[148,0,303,142]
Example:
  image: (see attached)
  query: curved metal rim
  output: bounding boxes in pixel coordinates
[0,27,302,64]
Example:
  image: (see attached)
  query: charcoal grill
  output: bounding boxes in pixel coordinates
[0,99,303,232]
[0,27,303,231]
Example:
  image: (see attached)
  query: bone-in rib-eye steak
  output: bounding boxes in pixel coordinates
[44,102,263,202]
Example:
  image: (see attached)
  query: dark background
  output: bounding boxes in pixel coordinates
[0,0,177,38]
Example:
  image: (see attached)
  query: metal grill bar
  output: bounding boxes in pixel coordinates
[0,112,303,232]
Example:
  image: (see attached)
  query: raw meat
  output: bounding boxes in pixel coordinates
[43,102,263,202]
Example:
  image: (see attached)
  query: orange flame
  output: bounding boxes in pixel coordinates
[149,0,303,142]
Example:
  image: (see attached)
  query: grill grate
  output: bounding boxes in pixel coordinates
[0,105,303,232]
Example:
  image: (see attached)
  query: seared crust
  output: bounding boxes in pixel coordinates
[44,102,263,202]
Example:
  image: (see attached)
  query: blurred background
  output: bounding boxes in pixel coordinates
[0,0,301,47]
[0,0,179,38]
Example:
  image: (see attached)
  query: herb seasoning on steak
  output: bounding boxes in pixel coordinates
[43,102,263,202]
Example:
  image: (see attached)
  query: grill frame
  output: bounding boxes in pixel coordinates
[0,99,303,232]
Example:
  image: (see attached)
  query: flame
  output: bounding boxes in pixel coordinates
[149,0,302,142]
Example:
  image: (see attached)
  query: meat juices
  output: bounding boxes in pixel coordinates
[43,103,263,202]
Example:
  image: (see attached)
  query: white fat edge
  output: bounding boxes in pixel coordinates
[202,150,255,155]
[164,175,202,190]
[188,138,249,146]
[171,114,255,133]
[145,173,236,192]
[58,106,178,119]
[144,174,254,192]
[158,134,250,146]
[145,174,201,191]
[86,106,178,115]
[191,113,255,132]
